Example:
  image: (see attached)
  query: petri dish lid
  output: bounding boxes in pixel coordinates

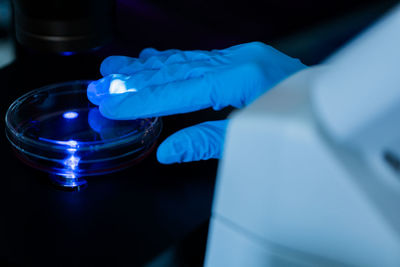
[5,80,162,181]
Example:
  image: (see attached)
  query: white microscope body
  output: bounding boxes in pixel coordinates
[205,4,400,266]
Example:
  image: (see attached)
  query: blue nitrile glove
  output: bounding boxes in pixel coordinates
[87,42,306,164]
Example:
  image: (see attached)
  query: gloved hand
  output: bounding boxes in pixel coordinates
[87,42,306,164]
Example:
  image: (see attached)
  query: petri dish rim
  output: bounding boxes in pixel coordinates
[5,80,161,153]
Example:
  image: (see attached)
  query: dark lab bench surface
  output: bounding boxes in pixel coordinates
[0,55,225,266]
[0,153,217,266]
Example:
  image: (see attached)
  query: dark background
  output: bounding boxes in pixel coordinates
[0,0,398,266]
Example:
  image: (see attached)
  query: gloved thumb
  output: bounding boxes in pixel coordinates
[157,120,228,164]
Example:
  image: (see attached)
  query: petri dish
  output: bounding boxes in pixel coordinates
[5,80,162,189]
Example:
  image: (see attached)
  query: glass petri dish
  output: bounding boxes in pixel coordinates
[5,80,162,189]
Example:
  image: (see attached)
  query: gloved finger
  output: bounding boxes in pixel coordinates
[139,47,218,67]
[101,49,182,77]
[98,63,263,120]
[156,120,228,164]
[139,60,218,85]
[89,59,217,107]
[87,74,134,105]
[140,48,187,68]
[101,48,225,79]
[139,47,181,61]
[138,47,160,60]
[87,78,109,106]
[100,50,207,77]
[98,73,214,119]
[88,72,164,106]
[100,56,145,76]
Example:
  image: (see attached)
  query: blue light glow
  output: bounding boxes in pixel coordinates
[109,74,137,95]
[37,137,81,179]
[38,138,79,148]
[63,139,80,178]
[63,111,79,119]
[60,51,76,56]
[64,154,80,171]
[66,140,78,147]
